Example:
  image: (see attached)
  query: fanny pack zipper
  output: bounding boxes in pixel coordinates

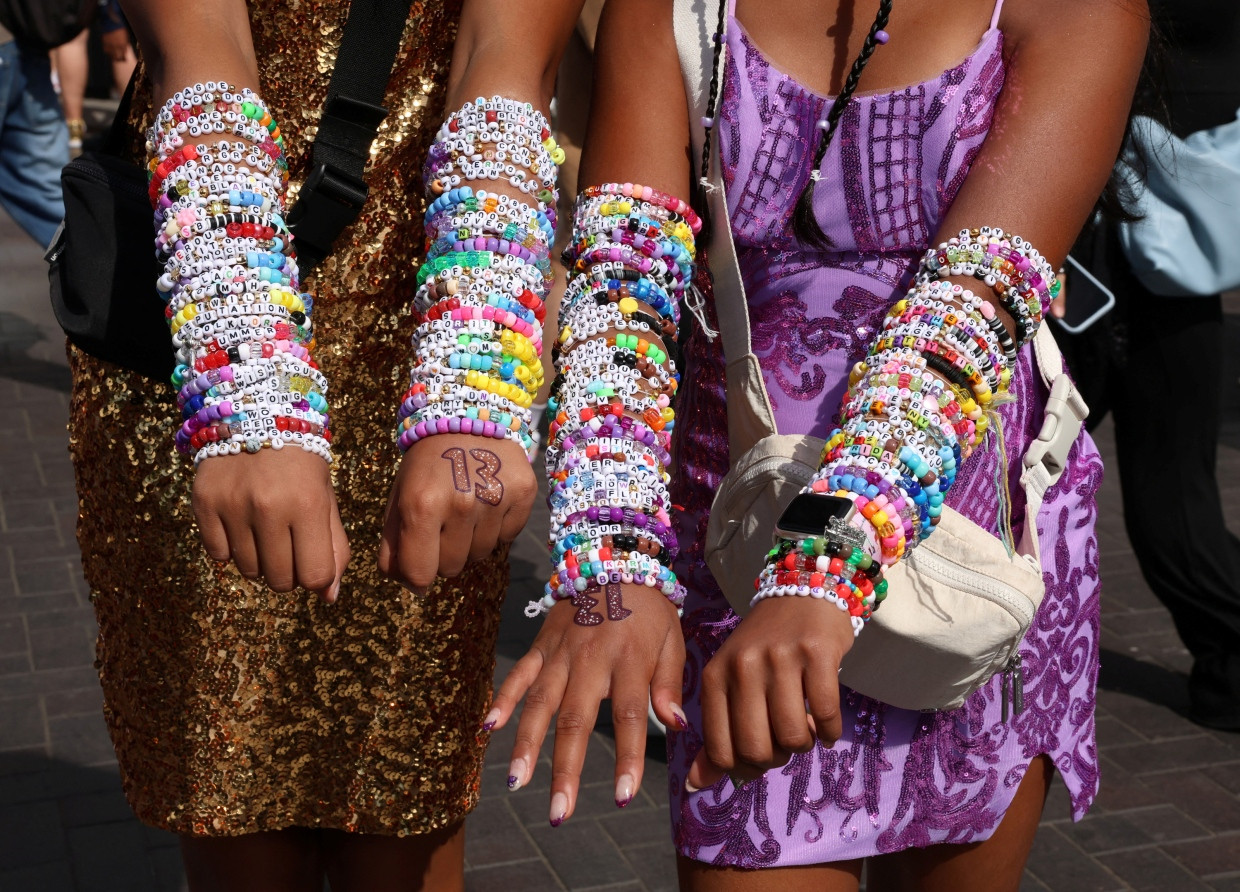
[1001,652,1025,722]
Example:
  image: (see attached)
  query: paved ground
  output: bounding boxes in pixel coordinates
[3,202,1240,892]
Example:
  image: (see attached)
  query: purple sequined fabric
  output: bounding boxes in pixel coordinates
[667,17,1103,866]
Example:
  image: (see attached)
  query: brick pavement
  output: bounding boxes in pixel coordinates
[3,204,1240,890]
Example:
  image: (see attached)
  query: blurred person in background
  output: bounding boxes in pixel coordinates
[51,0,135,154]
[0,0,83,245]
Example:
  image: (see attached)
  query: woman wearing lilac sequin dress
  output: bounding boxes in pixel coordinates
[488,0,1147,887]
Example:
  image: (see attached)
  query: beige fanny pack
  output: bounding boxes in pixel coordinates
[673,0,1088,712]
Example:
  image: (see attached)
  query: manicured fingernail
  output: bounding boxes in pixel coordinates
[507,757,526,791]
[549,791,569,826]
[328,580,340,602]
[615,773,635,808]
[684,778,701,794]
[481,708,500,731]
[671,704,688,731]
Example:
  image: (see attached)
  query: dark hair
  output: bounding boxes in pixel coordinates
[1096,13,1169,224]
[793,0,893,246]
[697,0,894,247]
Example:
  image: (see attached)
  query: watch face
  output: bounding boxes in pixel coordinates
[775,493,856,538]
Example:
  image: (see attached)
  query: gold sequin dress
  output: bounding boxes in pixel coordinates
[67,0,509,837]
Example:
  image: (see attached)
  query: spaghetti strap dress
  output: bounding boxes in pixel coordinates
[68,0,510,837]
[667,0,1104,864]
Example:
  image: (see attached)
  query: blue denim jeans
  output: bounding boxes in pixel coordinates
[0,40,68,248]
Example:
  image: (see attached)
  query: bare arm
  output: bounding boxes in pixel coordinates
[934,0,1148,266]
[449,0,584,113]
[118,0,259,102]
[486,0,692,825]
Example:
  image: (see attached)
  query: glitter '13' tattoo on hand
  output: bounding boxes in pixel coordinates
[441,446,505,506]
[571,581,633,627]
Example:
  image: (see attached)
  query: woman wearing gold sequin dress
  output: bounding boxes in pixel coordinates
[71,0,583,888]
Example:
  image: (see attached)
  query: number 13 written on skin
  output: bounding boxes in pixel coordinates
[441,446,506,506]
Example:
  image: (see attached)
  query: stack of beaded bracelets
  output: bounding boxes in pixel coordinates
[916,227,1059,347]
[148,83,331,465]
[749,227,1056,632]
[527,184,701,617]
[396,97,563,454]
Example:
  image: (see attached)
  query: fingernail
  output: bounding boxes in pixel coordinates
[684,778,701,794]
[507,757,526,791]
[671,704,688,731]
[615,773,635,808]
[481,708,500,732]
[549,791,569,827]
[327,580,340,603]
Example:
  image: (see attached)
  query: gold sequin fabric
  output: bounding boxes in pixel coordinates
[67,0,510,837]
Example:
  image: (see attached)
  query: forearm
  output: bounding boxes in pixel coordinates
[397,0,586,456]
[448,0,584,115]
[119,1,322,462]
[118,0,258,103]
[532,0,697,616]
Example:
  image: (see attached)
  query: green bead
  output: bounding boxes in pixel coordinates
[875,579,889,595]
[812,537,827,556]
[848,547,864,565]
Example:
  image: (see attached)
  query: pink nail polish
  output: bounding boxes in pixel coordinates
[671,704,688,731]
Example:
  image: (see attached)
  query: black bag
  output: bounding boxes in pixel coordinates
[46,82,171,380]
[44,0,414,380]
[0,0,95,51]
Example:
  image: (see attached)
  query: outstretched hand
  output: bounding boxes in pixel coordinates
[486,584,686,824]
[686,596,856,791]
[193,448,350,601]
[378,435,537,589]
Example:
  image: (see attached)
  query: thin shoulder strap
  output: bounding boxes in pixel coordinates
[728,0,739,19]
[989,0,1005,31]
[673,0,780,460]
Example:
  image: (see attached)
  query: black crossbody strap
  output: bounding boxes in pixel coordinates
[287,0,415,271]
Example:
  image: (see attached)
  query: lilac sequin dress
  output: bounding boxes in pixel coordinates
[668,3,1104,865]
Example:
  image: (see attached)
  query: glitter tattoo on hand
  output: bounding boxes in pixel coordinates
[571,581,633,627]
[441,447,505,506]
